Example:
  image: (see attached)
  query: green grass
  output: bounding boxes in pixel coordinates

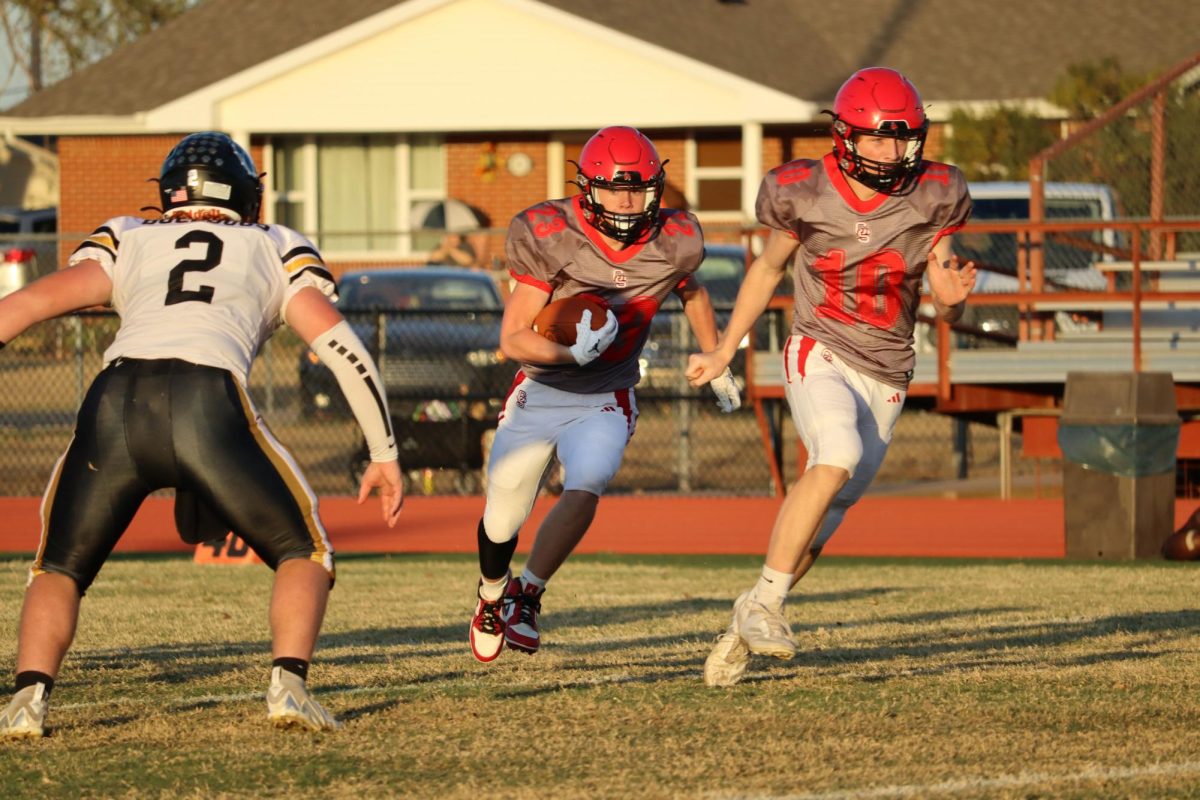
[3,553,1200,798]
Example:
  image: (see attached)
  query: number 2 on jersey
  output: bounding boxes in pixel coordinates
[812,248,905,329]
[165,230,223,306]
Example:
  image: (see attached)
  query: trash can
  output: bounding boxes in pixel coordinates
[1058,371,1180,559]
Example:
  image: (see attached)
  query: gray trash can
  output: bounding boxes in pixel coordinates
[1057,371,1180,559]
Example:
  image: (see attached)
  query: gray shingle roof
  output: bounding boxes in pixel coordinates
[7,0,1199,118]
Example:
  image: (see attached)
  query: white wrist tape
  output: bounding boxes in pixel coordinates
[310,320,398,462]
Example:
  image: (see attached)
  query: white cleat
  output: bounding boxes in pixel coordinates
[266,667,341,732]
[704,591,751,687]
[470,580,507,663]
[736,597,796,660]
[0,684,48,740]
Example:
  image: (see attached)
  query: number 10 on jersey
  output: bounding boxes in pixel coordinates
[812,247,905,329]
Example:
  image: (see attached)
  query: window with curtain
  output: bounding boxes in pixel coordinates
[269,134,445,255]
[318,135,397,252]
[271,140,306,232]
[408,135,447,253]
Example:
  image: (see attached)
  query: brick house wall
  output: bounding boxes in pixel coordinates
[55,124,951,273]
[57,136,267,265]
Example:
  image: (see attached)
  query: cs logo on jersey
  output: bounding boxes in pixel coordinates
[612,269,628,288]
[855,222,871,244]
[515,390,527,409]
[821,349,834,363]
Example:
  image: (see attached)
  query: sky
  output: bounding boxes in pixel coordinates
[0,36,31,110]
[0,22,31,110]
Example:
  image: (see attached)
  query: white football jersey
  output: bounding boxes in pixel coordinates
[70,216,336,385]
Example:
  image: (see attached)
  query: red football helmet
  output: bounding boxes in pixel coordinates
[573,126,666,243]
[828,67,928,194]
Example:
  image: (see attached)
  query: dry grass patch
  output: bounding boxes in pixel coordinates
[2,554,1200,799]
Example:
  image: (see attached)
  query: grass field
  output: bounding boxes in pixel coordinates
[3,553,1200,799]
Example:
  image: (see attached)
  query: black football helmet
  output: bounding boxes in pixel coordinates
[159,132,263,221]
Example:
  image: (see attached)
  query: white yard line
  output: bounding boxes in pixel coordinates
[714,761,1200,800]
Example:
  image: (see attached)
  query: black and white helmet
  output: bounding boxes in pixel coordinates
[159,132,263,221]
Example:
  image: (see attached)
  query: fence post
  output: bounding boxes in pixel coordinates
[74,315,85,408]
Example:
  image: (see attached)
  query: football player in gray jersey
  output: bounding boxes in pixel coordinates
[687,69,977,686]
[469,126,741,662]
[0,133,403,738]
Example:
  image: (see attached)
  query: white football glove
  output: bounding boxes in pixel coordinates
[710,367,741,413]
[568,309,618,366]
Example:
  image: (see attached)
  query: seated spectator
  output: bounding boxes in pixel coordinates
[427,233,477,268]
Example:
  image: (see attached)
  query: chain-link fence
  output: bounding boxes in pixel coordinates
[0,309,1026,498]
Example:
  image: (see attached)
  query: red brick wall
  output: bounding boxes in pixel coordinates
[56,125,952,271]
[446,136,552,269]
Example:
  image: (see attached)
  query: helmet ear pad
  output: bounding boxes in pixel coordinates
[574,126,667,244]
[158,132,263,221]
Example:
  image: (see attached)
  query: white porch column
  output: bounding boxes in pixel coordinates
[740,121,762,223]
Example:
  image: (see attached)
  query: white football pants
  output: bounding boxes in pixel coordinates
[783,335,906,547]
[481,374,636,544]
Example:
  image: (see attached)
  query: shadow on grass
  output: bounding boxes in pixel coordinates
[49,597,1200,693]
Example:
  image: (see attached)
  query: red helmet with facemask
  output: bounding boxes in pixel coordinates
[828,67,928,194]
[573,126,666,244]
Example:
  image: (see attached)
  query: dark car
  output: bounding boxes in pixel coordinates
[299,266,509,416]
[637,243,790,396]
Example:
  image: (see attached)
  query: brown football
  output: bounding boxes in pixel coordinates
[532,295,608,346]
[1162,528,1200,561]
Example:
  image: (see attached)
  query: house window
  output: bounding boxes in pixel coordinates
[692,130,742,214]
[268,134,445,255]
[408,135,446,253]
[271,139,307,233]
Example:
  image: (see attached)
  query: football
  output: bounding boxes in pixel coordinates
[533,295,608,346]
[1162,528,1200,561]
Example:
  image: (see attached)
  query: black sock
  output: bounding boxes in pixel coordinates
[272,658,309,682]
[477,519,517,581]
[15,671,54,698]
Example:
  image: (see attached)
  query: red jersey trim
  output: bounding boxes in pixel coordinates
[930,222,966,251]
[795,335,815,382]
[510,271,552,294]
[571,195,648,264]
[824,153,889,214]
[614,388,636,440]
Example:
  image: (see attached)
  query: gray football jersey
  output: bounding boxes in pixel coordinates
[757,153,972,387]
[70,216,336,385]
[507,196,704,393]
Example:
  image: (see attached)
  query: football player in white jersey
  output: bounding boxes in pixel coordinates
[0,132,403,738]
[687,69,978,686]
[468,126,741,662]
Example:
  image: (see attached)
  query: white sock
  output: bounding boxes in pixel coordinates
[749,565,791,611]
[520,568,546,592]
[479,571,509,602]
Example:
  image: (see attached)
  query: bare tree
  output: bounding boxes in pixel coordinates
[1,1,200,102]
